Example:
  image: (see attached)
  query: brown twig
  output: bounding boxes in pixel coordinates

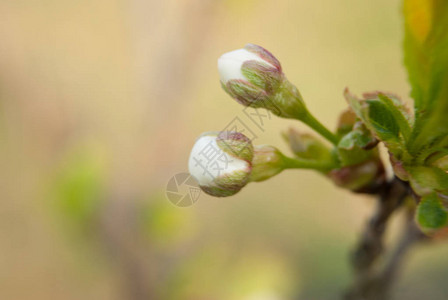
[344,177,412,300]
[369,213,427,300]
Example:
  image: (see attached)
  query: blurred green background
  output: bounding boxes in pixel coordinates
[1,0,448,299]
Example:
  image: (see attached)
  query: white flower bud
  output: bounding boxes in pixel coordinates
[218,44,310,121]
[188,131,253,197]
[218,48,275,84]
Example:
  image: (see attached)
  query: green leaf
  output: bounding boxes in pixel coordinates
[344,88,364,118]
[409,165,448,195]
[337,128,376,166]
[344,89,403,156]
[376,94,412,141]
[403,0,448,155]
[416,193,448,229]
[338,131,373,150]
[431,153,448,170]
[365,99,400,140]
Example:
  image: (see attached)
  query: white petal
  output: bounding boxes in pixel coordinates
[217,48,273,84]
[188,134,249,186]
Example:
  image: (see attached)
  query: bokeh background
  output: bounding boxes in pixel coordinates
[1,0,448,299]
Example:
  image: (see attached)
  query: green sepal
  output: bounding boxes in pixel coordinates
[244,44,282,70]
[272,79,308,119]
[416,193,448,231]
[215,169,250,191]
[241,60,282,93]
[249,145,285,182]
[216,131,254,162]
[200,168,251,198]
[225,80,269,107]
[200,183,241,197]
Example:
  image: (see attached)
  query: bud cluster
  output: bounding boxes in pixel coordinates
[186,4,448,250]
[188,44,388,197]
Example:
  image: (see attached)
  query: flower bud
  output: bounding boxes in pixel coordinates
[218,44,307,119]
[282,127,332,161]
[218,44,282,85]
[188,131,253,197]
[327,160,385,192]
[336,108,357,136]
[249,145,286,182]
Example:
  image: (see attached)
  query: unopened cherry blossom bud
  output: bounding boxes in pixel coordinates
[188,131,253,197]
[282,127,332,161]
[188,131,333,197]
[218,44,307,119]
[327,160,385,192]
[218,44,339,145]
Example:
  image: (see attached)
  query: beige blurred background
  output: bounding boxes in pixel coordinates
[1,0,448,299]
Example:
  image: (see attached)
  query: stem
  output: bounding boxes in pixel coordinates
[301,112,340,145]
[282,155,337,171]
[278,79,339,145]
